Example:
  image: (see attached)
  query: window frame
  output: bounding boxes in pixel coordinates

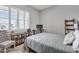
[0,6,30,30]
[0,6,9,30]
[18,10,25,29]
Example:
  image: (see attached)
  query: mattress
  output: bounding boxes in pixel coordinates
[24,33,74,53]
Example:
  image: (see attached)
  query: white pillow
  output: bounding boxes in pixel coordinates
[72,38,79,51]
[72,30,79,51]
[63,32,75,45]
[74,30,79,39]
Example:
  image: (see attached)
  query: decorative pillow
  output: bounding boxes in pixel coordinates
[72,38,79,51]
[74,30,79,39]
[72,30,79,51]
[63,32,75,45]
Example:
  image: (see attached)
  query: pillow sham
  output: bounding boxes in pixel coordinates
[72,38,79,51]
[63,32,75,45]
[72,30,79,51]
[74,30,79,39]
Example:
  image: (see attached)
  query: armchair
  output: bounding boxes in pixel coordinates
[0,30,15,53]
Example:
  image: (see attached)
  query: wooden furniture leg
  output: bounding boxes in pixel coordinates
[14,42,15,49]
[4,48,6,53]
[27,47,31,52]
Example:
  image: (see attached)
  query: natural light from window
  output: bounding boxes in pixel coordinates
[0,6,29,30]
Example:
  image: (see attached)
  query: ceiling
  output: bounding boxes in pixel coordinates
[30,5,54,11]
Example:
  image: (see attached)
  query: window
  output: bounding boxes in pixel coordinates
[0,6,29,30]
[19,10,24,29]
[10,8,17,29]
[25,12,29,29]
[0,6,9,30]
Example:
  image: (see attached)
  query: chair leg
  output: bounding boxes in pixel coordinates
[4,48,6,53]
[14,43,15,49]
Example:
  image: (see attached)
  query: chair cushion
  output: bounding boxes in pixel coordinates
[0,40,15,48]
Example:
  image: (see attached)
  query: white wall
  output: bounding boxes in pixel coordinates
[41,5,79,35]
[8,5,40,30]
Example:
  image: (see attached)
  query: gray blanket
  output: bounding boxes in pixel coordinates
[24,33,74,53]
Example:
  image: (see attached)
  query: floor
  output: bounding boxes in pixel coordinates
[0,44,30,53]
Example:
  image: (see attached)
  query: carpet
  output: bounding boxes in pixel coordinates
[0,44,29,53]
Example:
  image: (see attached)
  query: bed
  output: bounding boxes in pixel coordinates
[24,32,74,53]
